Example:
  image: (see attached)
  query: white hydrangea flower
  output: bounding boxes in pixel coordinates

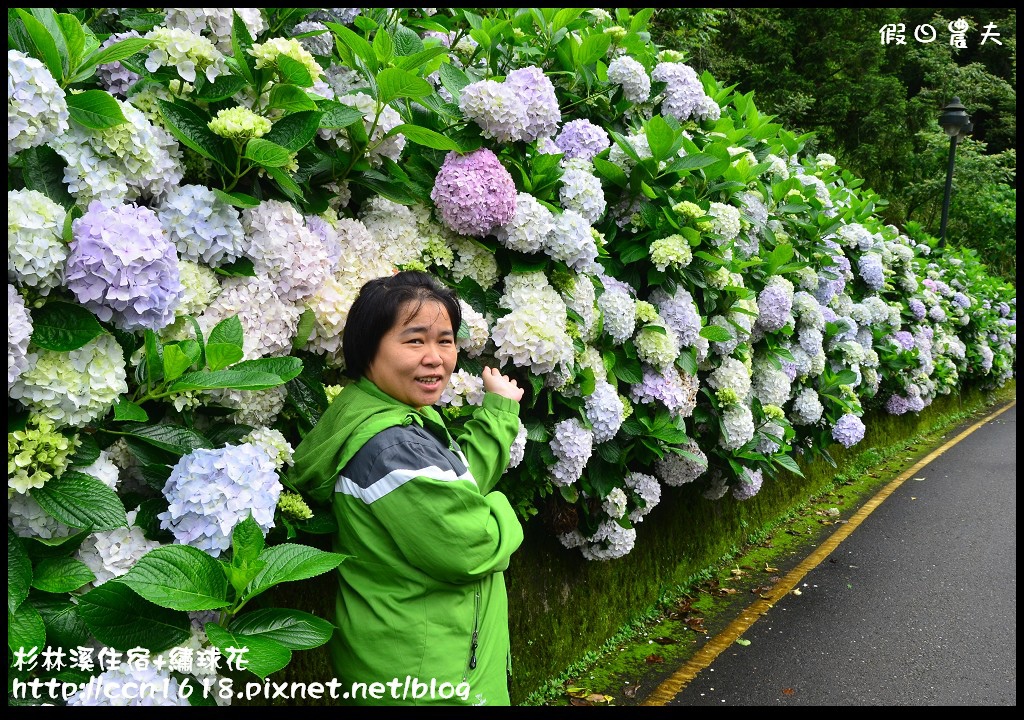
[9,333,128,428]
[549,418,593,486]
[601,487,628,519]
[144,26,229,83]
[708,357,752,400]
[790,387,824,425]
[76,510,163,589]
[198,277,302,361]
[8,491,74,540]
[51,98,183,205]
[708,202,741,242]
[163,8,266,54]
[720,402,755,450]
[579,518,636,561]
[8,50,69,159]
[598,284,636,344]
[493,191,557,256]
[449,236,500,289]
[440,368,486,408]
[506,420,528,471]
[625,471,661,523]
[8,285,34,390]
[607,55,650,104]
[559,166,606,224]
[8,189,69,295]
[546,209,599,272]
[492,272,574,375]
[455,300,490,358]
[240,427,294,470]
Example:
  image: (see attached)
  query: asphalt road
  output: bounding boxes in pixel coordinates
[652,401,1017,706]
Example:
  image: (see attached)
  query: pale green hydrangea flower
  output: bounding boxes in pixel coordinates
[650,233,693,271]
[208,106,272,141]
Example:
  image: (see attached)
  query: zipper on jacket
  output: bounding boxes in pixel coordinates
[464,585,481,681]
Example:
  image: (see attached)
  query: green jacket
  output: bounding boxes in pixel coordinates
[288,377,524,706]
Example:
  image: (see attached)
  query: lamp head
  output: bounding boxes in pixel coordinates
[939,97,971,138]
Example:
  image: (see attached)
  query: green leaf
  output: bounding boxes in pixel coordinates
[376,67,433,105]
[268,83,319,113]
[113,423,215,455]
[31,471,128,531]
[372,27,394,63]
[395,46,448,72]
[438,62,471,100]
[16,9,63,83]
[386,123,462,151]
[325,23,377,75]
[9,530,32,615]
[30,557,95,594]
[645,115,676,163]
[230,10,255,85]
[20,529,90,562]
[34,594,91,649]
[699,325,733,343]
[316,100,365,129]
[144,328,163,385]
[29,302,104,351]
[205,623,292,680]
[231,357,303,383]
[209,314,244,347]
[119,545,230,611]
[244,544,347,602]
[213,188,261,209]
[193,73,249,102]
[264,110,322,151]
[113,398,149,422]
[206,343,245,372]
[169,370,287,393]
[159,99,231,169]
[66,89,127,129]
[276,53,313,87]
[393,24,425,56]
[19,145,75,210]
[593,157,628,188]
[55,13,85,71]
[162,344,194,383]
[243,138,294,168]
[78,37,151,76]
[767,242,795,275]
[228,608,335,650]
[8,602,46,658]
[264,166,303,201]
[774,453,804,477]
[77,580,191,652]
[231,515,265,569]
[575,33,611,67]
[668,153,718,172]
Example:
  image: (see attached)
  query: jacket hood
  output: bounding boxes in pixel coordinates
[286,377,430,504]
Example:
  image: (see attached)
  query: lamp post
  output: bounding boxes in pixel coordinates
[937,97,972,247]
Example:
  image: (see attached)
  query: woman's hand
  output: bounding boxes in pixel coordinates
[482,366,524,402]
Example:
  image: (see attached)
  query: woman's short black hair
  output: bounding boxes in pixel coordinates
[343,270,462,379]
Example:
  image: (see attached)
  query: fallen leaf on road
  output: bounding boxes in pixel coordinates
[715,587,738,596]
[764,563,779,573]
[653,637,677,645]
[735,638,751,646]
[645,654,664,664]
[782,688,795,696]
[791,588,802,595]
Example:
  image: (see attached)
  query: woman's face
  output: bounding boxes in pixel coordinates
[366,300,457,409]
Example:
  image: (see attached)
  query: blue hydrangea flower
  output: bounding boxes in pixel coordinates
[66,201,183,332]
[159,443,282,557]
[831,413,866,448]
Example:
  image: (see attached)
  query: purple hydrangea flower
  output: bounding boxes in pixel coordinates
[831,413,866,448]
[554,119,610,162]
[908,298,927,320]
[66,201,183,332]
[885,394,911,415]
[952,292,970,309]
[431,149,516,237]
[756,284,794,332]
[857,253,885,291]
[732,467,763,501]
[891,330,915,351]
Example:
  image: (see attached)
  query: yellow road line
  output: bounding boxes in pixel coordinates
[641,399,1017,706]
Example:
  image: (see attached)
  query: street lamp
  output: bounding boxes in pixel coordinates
[937,97,972,247]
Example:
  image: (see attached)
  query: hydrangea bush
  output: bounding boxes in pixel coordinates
[7,7,1016,705]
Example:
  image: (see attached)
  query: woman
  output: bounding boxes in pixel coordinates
[287,270,525,706]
